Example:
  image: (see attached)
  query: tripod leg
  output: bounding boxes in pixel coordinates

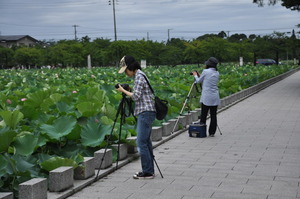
[116,103,126,170]
[217,124,222,135]
[153,156,164,178]
[94,97,125,181]
[94,141,110,182]
[171,82,196,134]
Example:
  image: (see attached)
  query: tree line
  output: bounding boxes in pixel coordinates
[253,0,300,11]
[0,30,299,69]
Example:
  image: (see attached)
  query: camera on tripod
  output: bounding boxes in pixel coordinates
[115,83,131,91]
[190,71,200,77]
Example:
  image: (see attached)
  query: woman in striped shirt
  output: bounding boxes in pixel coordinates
[116,55,156,179]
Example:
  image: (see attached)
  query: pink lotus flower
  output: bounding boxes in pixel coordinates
[6,99,12,104]
[72,91,77,94]
[21,98,27,101]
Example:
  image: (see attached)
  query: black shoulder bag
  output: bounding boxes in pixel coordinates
[142,74,168,120]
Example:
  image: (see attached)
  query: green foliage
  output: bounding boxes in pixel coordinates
[1,32,299,69]
[40,157,78,172]
[0,110,24,129]
[0,127,17,153]
[80,119,111,147]
[12,132,39,156]
[40,115,77,140]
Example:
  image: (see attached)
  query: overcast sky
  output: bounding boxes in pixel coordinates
[0,0,299,42]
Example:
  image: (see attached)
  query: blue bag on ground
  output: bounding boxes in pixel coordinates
[188,124,207,138]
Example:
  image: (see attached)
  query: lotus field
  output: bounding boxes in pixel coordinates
[0,63,297,193]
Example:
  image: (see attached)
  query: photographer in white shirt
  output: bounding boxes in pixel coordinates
[193,57,220,137]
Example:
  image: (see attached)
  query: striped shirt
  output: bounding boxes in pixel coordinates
[131,70,156,116]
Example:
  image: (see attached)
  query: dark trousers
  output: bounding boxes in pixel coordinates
[200,103,218,135]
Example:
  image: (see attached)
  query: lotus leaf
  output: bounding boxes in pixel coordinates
[40,156,77,172]
[40,115,77,140]
[76,101,103,117]
[0,127,17,153]
[13,132,39,156]
[80,119,111,147]
[0,154,7,177]
[0,110,24,129]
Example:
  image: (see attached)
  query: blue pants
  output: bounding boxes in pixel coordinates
[136,111,156,174]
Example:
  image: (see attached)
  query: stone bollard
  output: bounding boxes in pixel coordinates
[189,111,199,122]
[126,136,137,154]
[194,108,201,114]
[177,115,187,129]
[94,148,113,169]
[151,126,162,141]
[49,166,73,192]
[183,113,193,125]
[162,122,171,137]
[19,178,47,199]
[168,119,177,133]
[74,157,95,180]
[0,193,13,199]
[111,144,128,160]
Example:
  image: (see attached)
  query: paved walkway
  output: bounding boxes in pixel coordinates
[67,71,300,199]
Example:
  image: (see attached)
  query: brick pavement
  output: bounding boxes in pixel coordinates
[67,71,300,199]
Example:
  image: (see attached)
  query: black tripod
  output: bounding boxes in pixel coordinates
[199,111,223,136]
[171,82,200,134]
[95,93,163,181]
[94,94,133,181]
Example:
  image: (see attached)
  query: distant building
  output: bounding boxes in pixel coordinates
[0,35,39,48]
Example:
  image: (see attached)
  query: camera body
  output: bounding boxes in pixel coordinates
[115,83,131,91]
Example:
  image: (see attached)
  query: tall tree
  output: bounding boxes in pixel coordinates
[253,0,300,11]
[0,47,14,69]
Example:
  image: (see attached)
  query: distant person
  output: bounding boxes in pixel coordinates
[192,57,220,137]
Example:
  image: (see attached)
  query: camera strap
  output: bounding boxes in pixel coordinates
[141,74,155,95]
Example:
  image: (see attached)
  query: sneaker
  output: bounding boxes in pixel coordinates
[135,171,143,175]
[209,134,215,137]
[133,172,154,179]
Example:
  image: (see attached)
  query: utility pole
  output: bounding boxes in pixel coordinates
[109,0,117,41]
[72,25,79,41]
[168,29,172,41]
[109,0,118,67]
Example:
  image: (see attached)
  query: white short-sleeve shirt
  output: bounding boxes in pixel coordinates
[194,68,220,106]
